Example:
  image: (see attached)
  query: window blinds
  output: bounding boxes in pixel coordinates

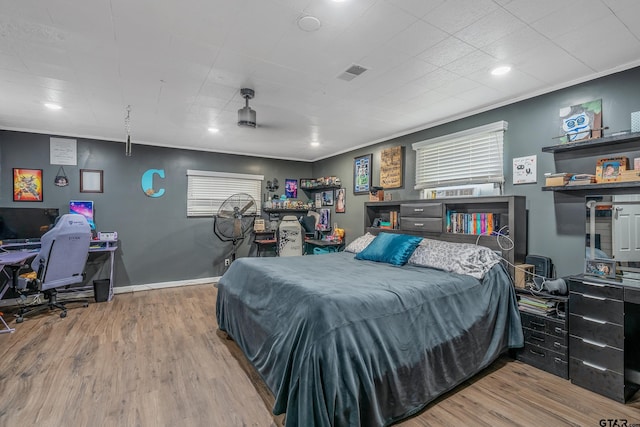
[186,170,264,217]
[412,121,508,190]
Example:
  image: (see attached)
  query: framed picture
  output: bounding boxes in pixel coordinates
[318,208,331,231]
[354,153,372,194]
[285,178,298,198]
[584,258,616,278]
[595,157,628,182]
[380,146,403,189]
[321,190,334,206]
[335,188,346,213]
[13,168,43,202]
[80,169,104,193]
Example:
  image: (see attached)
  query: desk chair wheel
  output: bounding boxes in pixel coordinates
[59,310,67,318]
[16,316,24,323]
[83,302,89,307]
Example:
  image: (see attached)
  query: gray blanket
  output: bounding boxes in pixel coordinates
[216,252,523,426]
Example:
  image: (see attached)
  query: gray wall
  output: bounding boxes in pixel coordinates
[0,131,312,286]
[313,66,640,277]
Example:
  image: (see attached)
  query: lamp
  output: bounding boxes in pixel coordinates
[125,105,132,156]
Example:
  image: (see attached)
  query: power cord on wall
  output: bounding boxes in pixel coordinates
[474,226,566,296]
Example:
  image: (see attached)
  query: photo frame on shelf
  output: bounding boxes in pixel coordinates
[321,190,334,206]
[318,208,331,231]
[354,153,372,194]
[335,188,346,213]
[13,168,43,202]
[285,178,298,198]
[584,258,616,279]
[80,169,104,193]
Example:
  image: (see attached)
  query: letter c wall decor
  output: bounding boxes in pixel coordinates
[141,169,166,197]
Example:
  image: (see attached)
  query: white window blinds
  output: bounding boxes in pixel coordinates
[187,170,264,217]
[412,121,507,190]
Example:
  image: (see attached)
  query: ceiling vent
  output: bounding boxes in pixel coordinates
[337,64,368,81]
[237,88,256,128]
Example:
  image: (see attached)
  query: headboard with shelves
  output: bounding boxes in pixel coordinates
[364,196,527,274]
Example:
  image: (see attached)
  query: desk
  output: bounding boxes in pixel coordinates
[0,251,37,333]
[253,231,277,257]
[0,239,118,303]
[305,239,344,254]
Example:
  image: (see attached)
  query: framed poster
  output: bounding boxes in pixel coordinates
[321,190,334,206]
[354,154,372,194]
[318,208,331,231]
[13,168,43,201]
[80,169,104,193]
[335,188,346,213]
[285,178,298,198]
[380,146,403,189]
[513,155,537,184]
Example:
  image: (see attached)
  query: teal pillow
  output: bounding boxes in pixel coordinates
[355,232,423,266]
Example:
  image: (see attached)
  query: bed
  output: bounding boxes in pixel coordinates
[216,233,523,426]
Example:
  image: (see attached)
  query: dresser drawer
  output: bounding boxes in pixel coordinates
[626,286,640,305]
[516,343,568,378]
[569,314,623,349]
[569,292,623,324]
[523,328,567,353]
[400,217,442,233]
[400,203,442,218]
[569,357,625,402]
[570,280,623,300]
[520,312,567,339]
[569,335,624,374]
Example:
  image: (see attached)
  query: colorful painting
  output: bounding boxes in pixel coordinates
[558,99,602,143]
[13,168,43,201]
[284,178,298,198]
[354,154,372,194]
[335,188,346,213]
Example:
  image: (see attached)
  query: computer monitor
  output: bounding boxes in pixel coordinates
[69,200,95,230]
[0,208,59,241]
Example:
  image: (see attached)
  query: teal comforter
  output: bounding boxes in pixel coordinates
[216,252,523,426]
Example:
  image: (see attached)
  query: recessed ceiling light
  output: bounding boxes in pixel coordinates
[297,15,321,32]
[310,141,320,147]
[208,127,219,133]
[491,66,511,76]
[44,103,62,110]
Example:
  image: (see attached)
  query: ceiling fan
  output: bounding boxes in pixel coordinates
[237,88,257,128]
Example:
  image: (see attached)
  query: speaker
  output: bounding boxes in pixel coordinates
[525,255,554,278]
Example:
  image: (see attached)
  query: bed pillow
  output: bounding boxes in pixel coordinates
[407,238,501,279]
[344,232,376,254]
[355,232,423,266]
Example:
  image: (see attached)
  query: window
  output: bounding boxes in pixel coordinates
[187,170,264,217]
[412,121,507,190]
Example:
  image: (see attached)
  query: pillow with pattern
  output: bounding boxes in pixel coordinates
[407,238,501,279]
[344,232,376,254]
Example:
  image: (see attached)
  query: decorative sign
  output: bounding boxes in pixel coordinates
[380,146,403,189]
[141,169,166,197]
[513,155,536,184]
[50,137,77,165]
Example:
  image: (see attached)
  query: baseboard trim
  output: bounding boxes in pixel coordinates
[113,277,221,294]
[0,277,221,307]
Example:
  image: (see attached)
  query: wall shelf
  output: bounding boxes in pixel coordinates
[542,182,640,192]
[541,131,640,153]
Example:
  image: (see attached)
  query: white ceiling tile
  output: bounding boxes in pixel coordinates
[418,37,476,67]
[442,49,498,76]
[482,27,552,61]
[454,8,526,49]
[422,0,499,34]
[385,20,448,57]
[385,0,446,19]
[530,0,614,40]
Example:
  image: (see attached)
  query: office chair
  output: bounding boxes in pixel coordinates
[15,214,91,323]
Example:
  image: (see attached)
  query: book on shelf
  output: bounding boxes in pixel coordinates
[446,211,499,235]
[567,174,596,185]
[518,294,558,315]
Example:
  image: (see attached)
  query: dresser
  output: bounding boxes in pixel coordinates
[568,276,640,402]
[516,311,568,379]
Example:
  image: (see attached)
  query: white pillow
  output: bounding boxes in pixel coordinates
[407,238,501,279]
[344,232,376,254]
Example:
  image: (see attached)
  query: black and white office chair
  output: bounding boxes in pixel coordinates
[15,214,91,323]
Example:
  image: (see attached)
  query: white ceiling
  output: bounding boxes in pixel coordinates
[1,0,640,162]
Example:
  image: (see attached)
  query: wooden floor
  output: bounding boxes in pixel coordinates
[1,284,638,427]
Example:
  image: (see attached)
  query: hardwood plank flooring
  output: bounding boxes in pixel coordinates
[1,284,638,426]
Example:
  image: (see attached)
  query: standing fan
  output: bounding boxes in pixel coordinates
[213,193,257,262]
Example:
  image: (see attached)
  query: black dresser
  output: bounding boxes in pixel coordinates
[516,310,569,379]
[568,275,640,403]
